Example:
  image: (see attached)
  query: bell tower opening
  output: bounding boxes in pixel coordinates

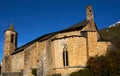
[11,34,14,43]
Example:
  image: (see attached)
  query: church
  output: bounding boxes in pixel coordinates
[2,5,112,76]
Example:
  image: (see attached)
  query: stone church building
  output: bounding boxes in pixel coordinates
[2,5,112,76]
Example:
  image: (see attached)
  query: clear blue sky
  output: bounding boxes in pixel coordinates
[0,0,120,62]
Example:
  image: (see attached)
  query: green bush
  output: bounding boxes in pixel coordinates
[87,55,109,76]
[31,68,37,76]
[70,49,120,76]
[53,74,61,76]
[87,49,120,76]
[70,69,91,76]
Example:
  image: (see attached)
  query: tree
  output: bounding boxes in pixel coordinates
[87,49,120,76]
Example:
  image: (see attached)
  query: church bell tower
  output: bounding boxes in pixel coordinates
[2,23,18,72]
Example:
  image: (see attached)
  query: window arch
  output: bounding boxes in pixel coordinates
[63,44,69,66]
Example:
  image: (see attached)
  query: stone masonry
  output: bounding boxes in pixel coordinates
[2,5,113,76]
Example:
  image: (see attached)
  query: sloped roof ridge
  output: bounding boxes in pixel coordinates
[11,19,88,55]
[65,20,88,30]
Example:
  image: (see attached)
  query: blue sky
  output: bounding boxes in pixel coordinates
[0,0,120,62]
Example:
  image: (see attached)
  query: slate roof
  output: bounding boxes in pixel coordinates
[11,20,89,55]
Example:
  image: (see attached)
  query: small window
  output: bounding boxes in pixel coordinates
[63,44,69,66]
[89,10,92,12]
[81,31,87,36]
[11,34,14,43]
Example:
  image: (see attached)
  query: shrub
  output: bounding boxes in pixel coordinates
[70,49,120,76]
[87,49,120,76]
[31,68,37,76]
[70,69,91,76]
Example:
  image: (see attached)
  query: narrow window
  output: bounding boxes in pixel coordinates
[66,51,68,66]
[63,51,65,66]
[11,34,14,43]
[63,44,69,66]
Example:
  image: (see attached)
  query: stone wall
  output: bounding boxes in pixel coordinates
[50,30,112,75]
[24,42,38,76]
[87,31,97,57]
[8,28,112,76]
[97,42,111,56]
[11,42,39,76]
[45,40,54,75]
[52,31,87,74]
[2,29,17,73]
[4,31,17,54]
[38,41,47,76]
[56,31,80,38]
[87,31,111,57]
[11,51,24,72]
[2,72,23,76]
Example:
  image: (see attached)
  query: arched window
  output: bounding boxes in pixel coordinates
[63,44,69,66]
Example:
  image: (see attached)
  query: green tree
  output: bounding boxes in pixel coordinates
[87,49,120,76]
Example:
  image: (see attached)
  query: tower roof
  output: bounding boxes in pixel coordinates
[6,23,16,32]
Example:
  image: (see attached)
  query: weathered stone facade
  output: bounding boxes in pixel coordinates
[11,51,24,72]
[2,25,17,73]
[2,5,113,76]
